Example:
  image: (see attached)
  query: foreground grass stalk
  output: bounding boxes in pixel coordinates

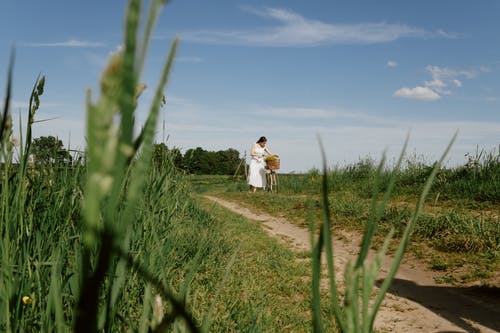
[76,1,193,332]
[1,51,49,333]
[355,135,408,269]
[74,232,113,332]
[21,74,45,176]
[0,49,14,144]
[311,227,325,331]
[313,133,457,333]
[0,57,14,298]
[316,138,345,333]
[368,132,458,330]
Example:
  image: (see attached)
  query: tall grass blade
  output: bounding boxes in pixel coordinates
[361,228,394,333]
[356,135,408,269]
[119,0,140,146]
[311,227,325,332]
[137,0,170,74]
[125,38,178,206]
[315,136,346,332]
[74,232,114,333]
[355,155,386,269]
[0,48,14,144]
[21,74,44,174]
[368,131,458,331]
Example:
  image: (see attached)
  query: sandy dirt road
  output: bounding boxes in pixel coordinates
[204,195,500,333]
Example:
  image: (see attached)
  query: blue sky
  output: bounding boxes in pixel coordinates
[1,0,499,172]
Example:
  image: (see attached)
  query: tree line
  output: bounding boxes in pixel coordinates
[26,136,245,175]
[152,142,244,175]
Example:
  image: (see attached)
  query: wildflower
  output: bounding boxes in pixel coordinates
[22,296,33,305]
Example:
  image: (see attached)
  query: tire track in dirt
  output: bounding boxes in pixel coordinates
[204,195,500,333]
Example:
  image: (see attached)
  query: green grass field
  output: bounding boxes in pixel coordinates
[1,1,498,332]
[191,166,499,287]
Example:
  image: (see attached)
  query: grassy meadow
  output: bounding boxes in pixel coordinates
[192,150,499,287]
[0,1,338,331]
[1,1,498,332]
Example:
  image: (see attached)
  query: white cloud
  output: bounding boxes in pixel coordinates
[423,65,476,95]
[425,79,446,88]
[426,65,476,81]
[395,65,482,101]
[22,39,105,48]
[180,7,451,47]
[387,60,398,67]
[394,86,441,101]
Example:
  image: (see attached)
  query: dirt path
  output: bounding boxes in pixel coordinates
[204,195,500,333]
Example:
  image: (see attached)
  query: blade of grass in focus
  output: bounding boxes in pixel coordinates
[312,132,457,333]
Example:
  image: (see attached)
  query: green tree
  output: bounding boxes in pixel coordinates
[169,147,183,169]
[218,148,241,174]
[182,147,242,175]
[152,142,168,169]
[152,143,183,170]
[31,136,72,165]
[183,147,205,174]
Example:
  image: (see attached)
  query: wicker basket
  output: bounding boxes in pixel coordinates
[265,157,280,170]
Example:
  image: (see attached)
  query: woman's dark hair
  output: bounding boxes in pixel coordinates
[257,136,267,143]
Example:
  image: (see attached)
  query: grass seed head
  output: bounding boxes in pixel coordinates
[100,52,123,100]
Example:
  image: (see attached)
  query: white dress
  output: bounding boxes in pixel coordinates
[248,143,267,188]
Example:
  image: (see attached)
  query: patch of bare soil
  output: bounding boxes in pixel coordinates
[204,195,500,333]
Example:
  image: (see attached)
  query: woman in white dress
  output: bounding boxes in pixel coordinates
[248,136,275,192]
